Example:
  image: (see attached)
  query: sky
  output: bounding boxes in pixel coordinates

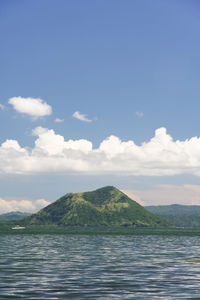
[1,0,200,212]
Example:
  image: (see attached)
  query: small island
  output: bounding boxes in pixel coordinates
[23,186,165,227]
[2,186,200,235]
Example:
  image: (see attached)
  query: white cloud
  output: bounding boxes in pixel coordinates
[0,104,5,110]
[1,126,200,176]
[8,96,52,119]
[0,197,51,214]
[54,118,64,123]
[73,111,92,122]
[32,126,92,156]
[127,184,200,206]
[136,111,144,118]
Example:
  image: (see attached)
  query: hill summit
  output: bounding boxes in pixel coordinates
[25,186,163,227]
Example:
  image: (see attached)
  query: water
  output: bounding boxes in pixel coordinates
[0,234,200,299]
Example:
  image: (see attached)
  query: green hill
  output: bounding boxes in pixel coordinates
[146,204,200,228]
[24,186,164,227]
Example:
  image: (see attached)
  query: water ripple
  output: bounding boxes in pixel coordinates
[0,235,200,299]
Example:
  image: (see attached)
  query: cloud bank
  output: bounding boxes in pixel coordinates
[0,197,50,214]
[1,127,200,176]
[8,97,52,119]
[73,111,92,122]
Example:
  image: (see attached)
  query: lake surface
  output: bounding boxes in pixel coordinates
[0,234,200,299]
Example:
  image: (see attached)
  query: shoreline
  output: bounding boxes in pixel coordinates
[1,225,200,236]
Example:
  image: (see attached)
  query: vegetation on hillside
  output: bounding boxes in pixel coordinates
[23,186,165,227]
[146,204,200,228]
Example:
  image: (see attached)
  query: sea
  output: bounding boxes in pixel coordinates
[0,234,200,299]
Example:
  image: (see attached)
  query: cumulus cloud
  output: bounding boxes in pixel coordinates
[32,126,92,156]
[127,184,200,206]
[1,127,200,176]
[73,111,92,122]
[8,96,52,119]
[0,104,5,110]
[0,197,51,214]
[54,118,64,123]
[136,111,144,118]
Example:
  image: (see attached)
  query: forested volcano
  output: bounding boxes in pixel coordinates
[24,186,164,227]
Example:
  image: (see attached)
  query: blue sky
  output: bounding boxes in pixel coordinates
[1,0,200,212]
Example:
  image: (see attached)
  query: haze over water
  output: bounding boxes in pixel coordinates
[1,234,200,299]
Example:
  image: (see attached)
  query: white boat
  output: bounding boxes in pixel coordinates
[12,225,25,230]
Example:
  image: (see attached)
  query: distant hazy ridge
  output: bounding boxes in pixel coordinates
[146,205,200,228]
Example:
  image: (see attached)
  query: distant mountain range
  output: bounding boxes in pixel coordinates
[146,205,200,228]
[0,211,30,221]
[22,186,164,227]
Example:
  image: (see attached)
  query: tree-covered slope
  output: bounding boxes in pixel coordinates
[146,204,200,228]
[24,186,165,227]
